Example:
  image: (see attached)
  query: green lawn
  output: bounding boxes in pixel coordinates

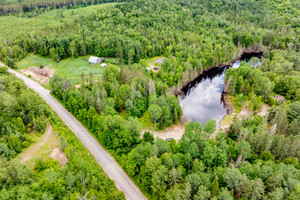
[16,54,110,84]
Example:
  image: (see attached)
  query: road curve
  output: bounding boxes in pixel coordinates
[4,65,146,200]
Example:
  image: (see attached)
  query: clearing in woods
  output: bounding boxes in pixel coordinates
[18,123,68,167]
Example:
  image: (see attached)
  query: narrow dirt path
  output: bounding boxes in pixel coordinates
[20,123,53,163]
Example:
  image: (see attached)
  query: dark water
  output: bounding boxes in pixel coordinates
[180,57,261,126]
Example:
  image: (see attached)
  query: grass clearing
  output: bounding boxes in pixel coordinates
[16,54,112,84]
[0,3,116,42]
[138,110,155,130]
[146,56,162,66]
[17,123,60,169]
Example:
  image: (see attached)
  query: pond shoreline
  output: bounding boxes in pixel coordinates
[175,50,263,96]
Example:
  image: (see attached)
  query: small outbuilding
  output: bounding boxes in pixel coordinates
[89,56,105,65]
[100,63,107,67]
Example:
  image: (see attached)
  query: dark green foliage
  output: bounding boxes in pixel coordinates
[143,131,154,143]
[0,67,49,158]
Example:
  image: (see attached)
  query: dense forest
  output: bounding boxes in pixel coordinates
[0,67,124,199]
[50,49,300,199]
[0,0,299,199]
[1,0,299,89]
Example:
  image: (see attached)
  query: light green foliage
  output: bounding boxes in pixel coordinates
[216,188,234,200]
[243,178,265,200]
[204,119,217,137]
[201,144,228,168]
[288,185,300,200]
[237,141,251,160]
[222,167,248,193]
[149,104,162,129]
[267,187,284,200]
[194,185,211,200]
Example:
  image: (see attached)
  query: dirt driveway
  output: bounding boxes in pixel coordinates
[21,66,55,84]
[20,123,68,165]
[20,123,53,163]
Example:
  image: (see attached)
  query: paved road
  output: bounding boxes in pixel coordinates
[3,64,146,200]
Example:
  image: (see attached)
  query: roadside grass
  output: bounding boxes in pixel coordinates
[0,3,116,41]
[16,54,109,84]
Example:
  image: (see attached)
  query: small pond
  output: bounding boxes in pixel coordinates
[180,54,262,126]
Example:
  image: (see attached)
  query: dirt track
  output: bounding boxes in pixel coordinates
[20,123,53,163]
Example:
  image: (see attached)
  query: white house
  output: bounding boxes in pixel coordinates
[89,56,103,65]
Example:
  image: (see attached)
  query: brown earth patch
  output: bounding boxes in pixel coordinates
[50,148,68,166]
[141,117,187,140]
[21,66,55,84]
[142,124,185,141]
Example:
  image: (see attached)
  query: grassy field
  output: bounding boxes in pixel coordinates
[16,54,111,84]
[0,3,115,42]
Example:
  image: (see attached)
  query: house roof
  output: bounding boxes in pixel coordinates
[89,56,100,63]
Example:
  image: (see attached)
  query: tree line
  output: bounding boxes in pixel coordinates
[0,0,129,16]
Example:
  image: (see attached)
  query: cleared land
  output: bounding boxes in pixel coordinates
[21,66,55,84]
[219,104,270,130]
[0,3,115,42]
[18,122,68,167]
[17,54,106,84]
